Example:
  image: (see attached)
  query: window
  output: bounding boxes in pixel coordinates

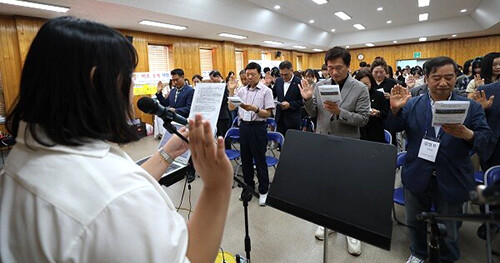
[235,51,244,75]
[297,55,303,71]
[147,45,170,72]
[200,48,214,78]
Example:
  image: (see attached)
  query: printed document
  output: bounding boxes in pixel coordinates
[189,83,226,134]
[431,101,469,126]
[318,85,342,103]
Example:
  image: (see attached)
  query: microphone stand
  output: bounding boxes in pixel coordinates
[418,212,500,263]
[163,120,189,143]
[233,175,260,263]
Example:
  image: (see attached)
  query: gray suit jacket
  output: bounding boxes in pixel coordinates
[304,75,370,139]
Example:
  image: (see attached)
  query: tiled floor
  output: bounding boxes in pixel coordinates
[122,135,499,263]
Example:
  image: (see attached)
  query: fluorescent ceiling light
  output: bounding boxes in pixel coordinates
[309,20,315,23]
[419,13,429,21]
[274,5,280,9]
[452,34,457,37]
[218,33,247,39]
[139,20,187,30]
[418,0,430,7]
[331,28,336,32]
[293,45,307,49]
[353,24,366,30]
[0,0,69,12]
[365,43,375,47]
[334,11,351,20]
[386,20,392,24]
[346,45,350,48]
[377,7,383,11]
[393,40,398,43]
[460,9,467,13]
[313,49,324,52]
[312,0,328,4]
[419,37,427,41]
[263,40,283,45]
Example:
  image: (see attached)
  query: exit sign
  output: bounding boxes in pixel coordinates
[413,52,421,58]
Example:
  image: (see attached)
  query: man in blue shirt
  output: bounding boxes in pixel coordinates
[386,57,494,263]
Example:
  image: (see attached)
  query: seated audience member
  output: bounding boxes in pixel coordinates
[355,70,389,143]
[192,74,202,88]
[0,16,233,263]
[155,68,194,118]
[386,56,494,263]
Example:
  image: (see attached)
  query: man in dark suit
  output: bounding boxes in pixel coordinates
[155,68,194,118]
[386,57,494,263]
[273,61,304,135]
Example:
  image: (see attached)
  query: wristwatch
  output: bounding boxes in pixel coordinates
[158,148,175,165]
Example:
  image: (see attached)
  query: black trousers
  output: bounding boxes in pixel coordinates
[239,121,269,194]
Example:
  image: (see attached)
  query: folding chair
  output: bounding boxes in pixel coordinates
[224,128,241,186]
[393,151,407,225]
[384,129,392,144]
[484,165,500,262]
[266,118,277,131]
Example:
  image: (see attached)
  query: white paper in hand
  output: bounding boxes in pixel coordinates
[318,85,342,103]
[431,101,469,126]
[228,96,243,107]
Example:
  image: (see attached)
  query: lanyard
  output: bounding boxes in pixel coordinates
[245,85,259,107]
[424,93,445,140]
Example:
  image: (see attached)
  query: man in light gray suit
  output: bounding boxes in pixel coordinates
[299,46,370,256]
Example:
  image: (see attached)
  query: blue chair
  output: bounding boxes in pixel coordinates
[266,118,277,131]
[224,128,241,182]
[253,132,285,178]
[469,151,484,184]
[484,165,500,262]
[393,151,407,225]
[231,116,239,128]
[384,129,392,144]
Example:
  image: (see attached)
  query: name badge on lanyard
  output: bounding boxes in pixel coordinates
[418,136,440,163]
[242,111,252,121]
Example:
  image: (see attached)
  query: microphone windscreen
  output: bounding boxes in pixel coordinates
[137,97,157,114]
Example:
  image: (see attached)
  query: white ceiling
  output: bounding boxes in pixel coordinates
[0,0,499,52]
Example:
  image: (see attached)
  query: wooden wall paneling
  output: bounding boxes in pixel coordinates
[14,16,44,66]
[0,15,22,113]
[221,41,236,77]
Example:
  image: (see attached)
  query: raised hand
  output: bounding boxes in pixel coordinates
[472,90,494,109]
[406,75,416,89]
[157,81,164,93]
[227,80,238,94]
[188,114,233,189]
[390,84,411,114]
[474,74,485,87]
[299,79,314,100]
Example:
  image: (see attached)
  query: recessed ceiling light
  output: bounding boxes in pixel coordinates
[263,40,283,45]
[331,28,336,32]
[312,0,328,4]
[274,5,280,9]
[377,7,383,11]
[293,45,307,49]
[418,0,430,7]
[452,34,457,37]
[334,11,352,20]
[313,48,324,52]
[387,20,392,24]
[353,24,366,30]
[419,37,427,41]
[309,20,315,23]
[0,0,69,12]
[393,40,398,43]
[365,43,375,47]
[460,9,467,13]
[218,33,247,39]
[419,13,429,21]
[346,45,350,48]
[139,20,187,30]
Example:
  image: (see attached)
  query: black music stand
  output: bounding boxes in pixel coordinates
[266,130,397,262]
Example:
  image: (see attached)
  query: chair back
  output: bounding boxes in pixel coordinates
[224,128,240,140]
[485,165,500,187]
[231,117,239,127]
[266,118,277,130]
[267,131,284,148]
[396,151,406,169]
[384,129,392,144]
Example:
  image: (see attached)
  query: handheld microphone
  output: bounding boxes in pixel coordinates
[137,97,188,126]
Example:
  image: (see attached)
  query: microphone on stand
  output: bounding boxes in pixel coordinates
[137,97,188,127]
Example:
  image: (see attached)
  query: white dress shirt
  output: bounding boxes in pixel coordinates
[0,122,190,263]
[283,77,292,97]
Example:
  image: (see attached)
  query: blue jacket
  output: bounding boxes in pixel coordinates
[478,82,500,169]
[156,84,194,118]
[386,92,494,203]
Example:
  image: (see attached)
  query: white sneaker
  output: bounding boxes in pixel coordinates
[405,255,424,263]
[314,226,334,240]
[259,193,268,206]
[346,236,361,256]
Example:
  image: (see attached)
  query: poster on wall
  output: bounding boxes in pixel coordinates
[132,72,171,95]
